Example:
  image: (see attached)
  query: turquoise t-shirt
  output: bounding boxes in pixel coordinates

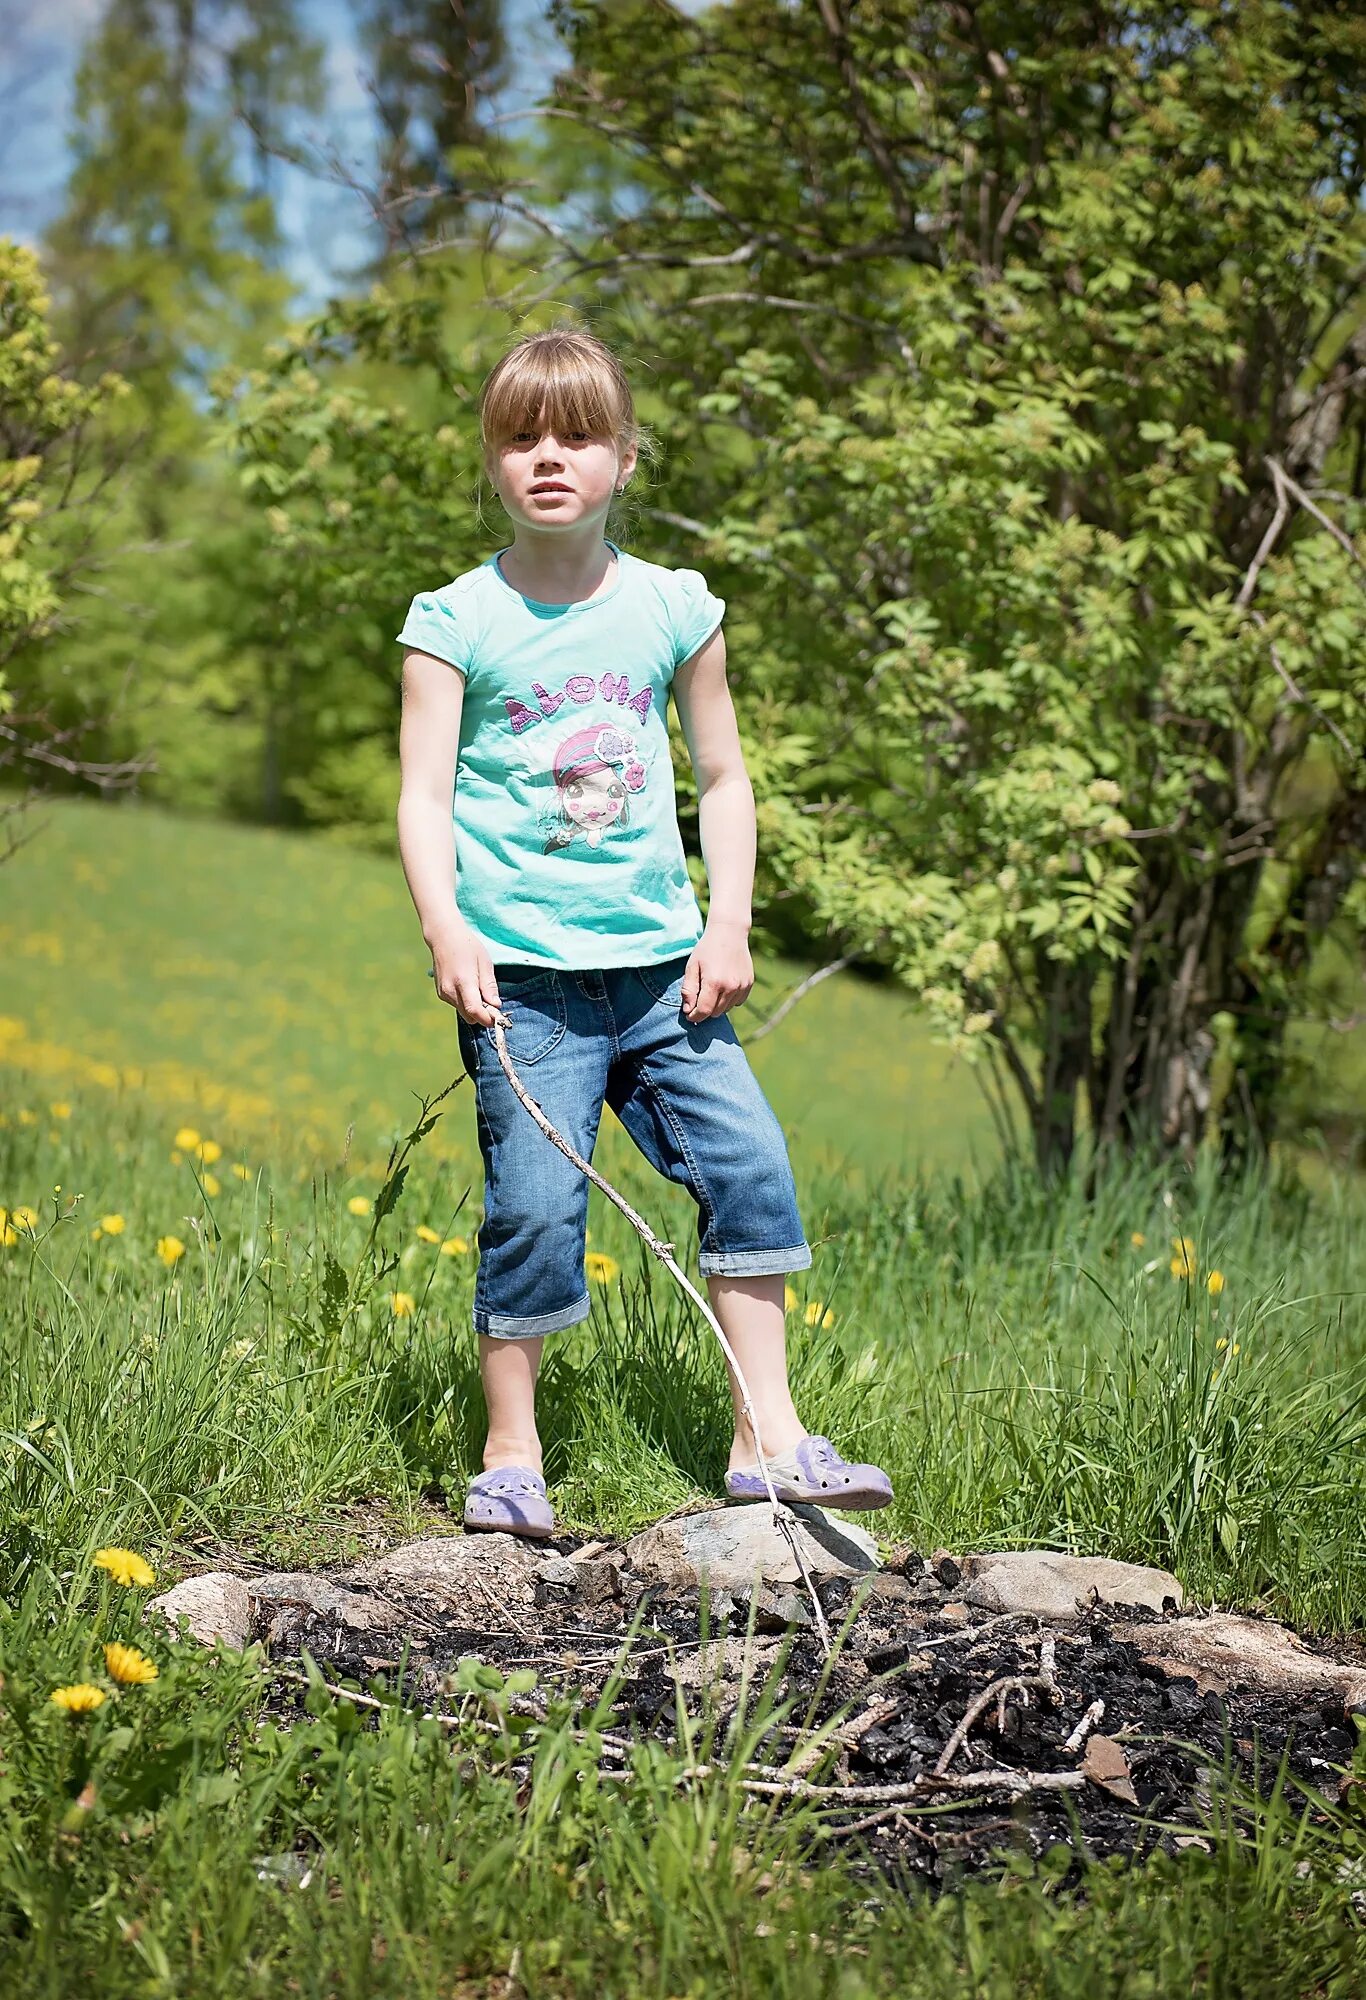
[396,540,725,970]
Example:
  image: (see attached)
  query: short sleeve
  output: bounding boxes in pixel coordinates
[671,567,726,669]
[395,590,470,675]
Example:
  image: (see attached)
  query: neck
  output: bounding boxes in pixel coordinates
[499,524,617,603]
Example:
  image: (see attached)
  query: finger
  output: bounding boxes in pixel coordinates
[458,977,494,1025]
[478,955,501,1011]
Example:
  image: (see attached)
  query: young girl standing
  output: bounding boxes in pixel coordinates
[395,328,892,1538]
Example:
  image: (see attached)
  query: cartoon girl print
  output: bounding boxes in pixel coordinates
[541,723,648,854]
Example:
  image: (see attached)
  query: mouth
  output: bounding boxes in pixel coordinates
[530,484,572,496]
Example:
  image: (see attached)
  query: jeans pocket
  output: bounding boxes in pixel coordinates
[485,970,566,1066]
[634,955,689,1007]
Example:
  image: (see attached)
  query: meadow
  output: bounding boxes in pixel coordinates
[3,798,1366,1996]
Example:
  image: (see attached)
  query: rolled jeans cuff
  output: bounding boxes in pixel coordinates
[697,1242,813,1278]
[473,1291,592,1340]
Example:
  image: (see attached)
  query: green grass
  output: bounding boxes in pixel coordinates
[0,791,999,1188]
[4,795,1366,1993]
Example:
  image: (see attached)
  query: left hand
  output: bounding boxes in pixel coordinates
[681,920,754,1022]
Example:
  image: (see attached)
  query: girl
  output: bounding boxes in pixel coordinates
[395,327,892,1539]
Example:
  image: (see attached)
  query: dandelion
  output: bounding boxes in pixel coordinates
[104,1642,158,1685]
[93,1547,155,1589]
[10,1205,39,1236]
[100,1213,126,1235]
[804,1301,836,1329]
[1130,1231,1146,1248]
[1207,1269,1225,1295]
[232,1162,251,1181]
[202,1173,221,1197]
[347,1195,372,1217]
[200,1140,222,1165]
[391,1292,416,1317]
[50,1100,71,1118]
[585,1252,620,1285]
[156,1234,185,1266]
[50,1684,105,1712]
[440,1237,468,1256]
[1170,1236,1197,1279]
[783,1285,798,1311]
[1216,1336,1228,1351]
[174,1126,201,1152]
[415,1225,442,1245]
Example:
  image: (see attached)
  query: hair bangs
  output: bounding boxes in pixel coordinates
[479,332,635,458]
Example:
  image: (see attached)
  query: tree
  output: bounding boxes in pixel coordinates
[515,0,1366,1175]
[0,239,144,858]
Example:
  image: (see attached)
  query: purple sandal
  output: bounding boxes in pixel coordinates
[463,1465,554,1540]
[725,1434,893,1511]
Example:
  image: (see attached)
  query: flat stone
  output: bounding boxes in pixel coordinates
[1114,1611,1366,1714]
[959,1551,1183,1621]
[147,1572,254,1650]
[346,1533,547,1616]
[624,1503,879,1593]
[248,1572,406,1647]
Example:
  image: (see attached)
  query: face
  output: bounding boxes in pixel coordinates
[563,768,627,828]
[492,404,636,530]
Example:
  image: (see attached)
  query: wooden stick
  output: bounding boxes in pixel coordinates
[487,1015,833,1654]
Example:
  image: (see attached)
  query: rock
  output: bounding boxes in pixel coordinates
[1114,1611,1366,1716]
[572,1554,625,1606]
[959,1551,1183,1622]
[623,1503,879,1593]
[147,1572,254,1650]
[931,1550,963,1590]
[346,1533,547,1617]
[932,1601,971,1631]
[249,1572,406,1648]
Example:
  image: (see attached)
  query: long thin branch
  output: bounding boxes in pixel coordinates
[745,957,857,1043]
[488,1019,832,1655]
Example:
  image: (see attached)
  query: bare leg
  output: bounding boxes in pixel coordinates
[478,1332,545,1475]
[706,1272,808,1472]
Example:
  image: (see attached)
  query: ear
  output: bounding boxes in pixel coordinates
[617,440,638,488]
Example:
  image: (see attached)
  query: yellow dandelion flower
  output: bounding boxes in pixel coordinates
[50,1683,105,1712]
[1170,1238,1197,1278]
[199,1140,222,1165]
[803,1300,836,1328]
[174,1126,201,1152]
[1216,1336,1228,1351]
[104,1642,158,1685]
[157,1234,185,1266]
[585,1252,620,1285]
[17,1108,36,1125]
[232,1162,251,1180]
[391,1291,416,1317]
[783,1285,798,1311]
[91,1227,103,1241]
[1130,1231,1146,1247]
[50,1101,71,1119]
[440,1236,469,1256]
[11,1205,39,1235]
[100,1214,126,1235]
[1,1222,17,1247]
[1231,1342,1240,1356]
[347,1195,371,1216]
[1206,1269,1225,1295]
[93,1547,155,1588]
[201,1173,221,1197]
[415,1225,442,1244]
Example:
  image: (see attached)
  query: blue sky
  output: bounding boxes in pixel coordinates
[0,0,566,309]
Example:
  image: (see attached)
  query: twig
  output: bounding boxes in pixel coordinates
[488,1018,832,1655]
[1062,1698,1106,1755]
[744,956,858,1043]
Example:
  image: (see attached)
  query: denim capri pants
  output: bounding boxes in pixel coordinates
[455,953,813,1339]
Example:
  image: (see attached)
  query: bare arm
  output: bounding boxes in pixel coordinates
[396,647,502,1025]
[672,625,755,1021]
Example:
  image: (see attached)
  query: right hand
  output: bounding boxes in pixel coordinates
[428,923,505,1027]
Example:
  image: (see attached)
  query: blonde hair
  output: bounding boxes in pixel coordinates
[479,328,638,468]
[476,327,659,539]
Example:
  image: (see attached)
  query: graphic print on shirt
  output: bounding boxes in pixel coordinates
[536,719,650,854]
